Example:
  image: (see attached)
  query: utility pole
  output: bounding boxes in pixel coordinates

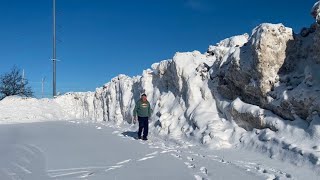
[52,0,57,97]
[42,77,46,98]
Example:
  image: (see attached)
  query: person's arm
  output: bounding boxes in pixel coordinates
[148,102,152,118]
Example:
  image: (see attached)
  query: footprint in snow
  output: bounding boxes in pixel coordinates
[193,153,205,158]
[150,145,161,149]
[234,160,293,179]
[194,174,205,180]
[219,158,229,164]
[187,156,194,161]
[78,172,94,178]
[112,131,120,134]
[184,162,196,169]
[200,167,208,175]
[171,153,182,159]
[117,134,124,137]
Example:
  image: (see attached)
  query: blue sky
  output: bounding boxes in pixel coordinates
[0,0,316,97]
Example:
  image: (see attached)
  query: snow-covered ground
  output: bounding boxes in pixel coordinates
[0,119,318,180]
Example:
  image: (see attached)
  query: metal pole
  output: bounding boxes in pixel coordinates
[42,77,45,98]
[53,0,57,97]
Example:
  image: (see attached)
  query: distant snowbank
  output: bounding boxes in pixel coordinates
[0,92,95,124]
[0,96,69,124]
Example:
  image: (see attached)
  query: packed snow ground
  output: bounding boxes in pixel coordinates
[0,119,318,180]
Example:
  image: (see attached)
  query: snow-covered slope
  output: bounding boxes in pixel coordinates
[2,0,320,173]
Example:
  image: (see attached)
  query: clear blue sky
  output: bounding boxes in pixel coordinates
[0,0,316,97]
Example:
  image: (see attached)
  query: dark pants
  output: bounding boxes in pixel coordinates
[138,116,149,138]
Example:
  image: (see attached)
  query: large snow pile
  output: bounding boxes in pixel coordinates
[0,92,95,124]
[1,0,320,171]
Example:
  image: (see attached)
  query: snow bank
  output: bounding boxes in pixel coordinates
[0,96,72,124]
[0,92,95,124]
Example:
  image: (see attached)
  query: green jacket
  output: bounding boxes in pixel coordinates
[133,99,151,118]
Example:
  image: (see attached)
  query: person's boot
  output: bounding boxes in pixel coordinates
[142,137,148,141]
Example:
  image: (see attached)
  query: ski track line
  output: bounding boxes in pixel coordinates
[47,166,110,173]
[49,170,90,178]
[137,156,156,162]
[116,159,132,165]
[105,165,123,172]
[48,153,161,178]
[10,162,32,174]
[145,151,158,157]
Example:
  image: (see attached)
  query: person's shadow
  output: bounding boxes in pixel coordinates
[122,131,138,139]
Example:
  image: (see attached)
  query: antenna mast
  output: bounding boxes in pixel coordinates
[52,0,57,97]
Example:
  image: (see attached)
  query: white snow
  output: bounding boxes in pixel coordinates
[1,120,318,180]
[312,1,320,23]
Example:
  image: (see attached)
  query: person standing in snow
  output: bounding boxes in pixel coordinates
[133,94,151,140]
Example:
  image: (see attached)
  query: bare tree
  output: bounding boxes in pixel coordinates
[0,66,33,100]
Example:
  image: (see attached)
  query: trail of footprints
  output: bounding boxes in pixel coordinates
[163,145,293,180]
[126,130,293,180]
[81,122,294,180]
[116,128,210,180]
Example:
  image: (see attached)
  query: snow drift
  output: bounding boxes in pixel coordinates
[1,0,320,171]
